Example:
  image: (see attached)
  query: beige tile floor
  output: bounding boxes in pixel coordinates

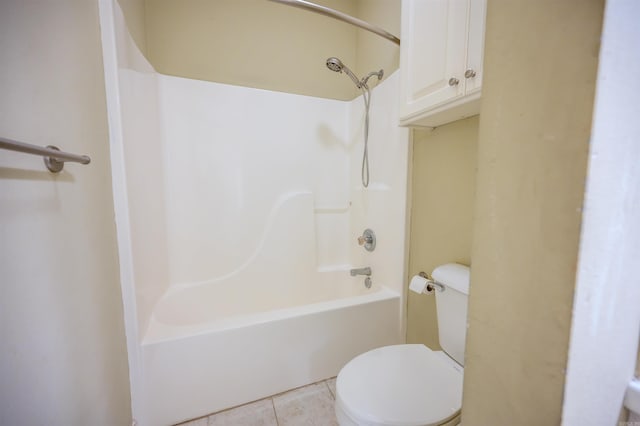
[177,377,338,426]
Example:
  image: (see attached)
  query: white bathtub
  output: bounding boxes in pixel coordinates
[140,273,402,425]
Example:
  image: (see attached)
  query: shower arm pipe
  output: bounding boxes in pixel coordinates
[266,0,400,46]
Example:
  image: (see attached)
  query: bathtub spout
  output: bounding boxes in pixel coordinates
[350,267,371,276]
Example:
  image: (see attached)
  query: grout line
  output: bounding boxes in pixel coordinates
[204,395,271,418]
[326,377,338,399]
[173,414,208,426]
[269,378,330,399]
[271,397,280,426]
[324,380,335,400]
[175,378,336,425]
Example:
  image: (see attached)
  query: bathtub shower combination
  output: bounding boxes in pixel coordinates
[99,1,409,424]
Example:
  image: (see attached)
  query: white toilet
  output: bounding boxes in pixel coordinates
[335,263,470,426]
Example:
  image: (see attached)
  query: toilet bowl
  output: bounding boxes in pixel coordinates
[335,264,470,426]
[335,345,462,426]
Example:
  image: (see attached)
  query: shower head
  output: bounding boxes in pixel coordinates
[326,57,362,88]
[326,57,343,73]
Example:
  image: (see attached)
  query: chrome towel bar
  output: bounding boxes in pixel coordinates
[0,137,91,173]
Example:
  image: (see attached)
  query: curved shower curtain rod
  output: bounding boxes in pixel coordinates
[267,0,401,45]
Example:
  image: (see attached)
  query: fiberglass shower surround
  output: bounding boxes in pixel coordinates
[132,73,408,426]
[100,1,408,424]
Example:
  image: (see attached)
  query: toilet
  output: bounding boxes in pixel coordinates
[335,263,470,426]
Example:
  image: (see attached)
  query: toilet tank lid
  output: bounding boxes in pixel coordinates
[432,263,470,295]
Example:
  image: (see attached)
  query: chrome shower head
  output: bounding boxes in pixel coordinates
[326,57,343,73]
[326,57,362,88]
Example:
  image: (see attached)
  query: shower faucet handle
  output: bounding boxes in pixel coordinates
[357,235,371,245]
[357,229,376,252]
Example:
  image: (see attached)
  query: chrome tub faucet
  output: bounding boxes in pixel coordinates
[350,267,372,276]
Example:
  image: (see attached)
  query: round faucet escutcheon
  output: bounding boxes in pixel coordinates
[357,229,376,252]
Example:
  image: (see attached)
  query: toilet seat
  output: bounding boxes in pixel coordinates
[335,344,463,426]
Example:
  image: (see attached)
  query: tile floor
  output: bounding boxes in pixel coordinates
[177,378,338,426]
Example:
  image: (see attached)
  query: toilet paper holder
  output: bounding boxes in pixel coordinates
[419,272,446,293]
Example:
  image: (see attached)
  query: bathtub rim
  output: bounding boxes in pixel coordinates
[142,285,400,345]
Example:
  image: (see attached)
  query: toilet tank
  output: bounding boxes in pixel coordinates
[433,263,470,366]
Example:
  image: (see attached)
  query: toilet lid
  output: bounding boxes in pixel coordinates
[336,345,463,426]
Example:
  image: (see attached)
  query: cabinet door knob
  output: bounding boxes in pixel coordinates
[448,77,459,86]
[465,69,477,78]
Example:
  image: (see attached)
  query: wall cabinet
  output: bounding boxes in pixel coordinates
[399,0,486,127]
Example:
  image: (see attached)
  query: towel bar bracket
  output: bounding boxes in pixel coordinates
[43,146,65,173]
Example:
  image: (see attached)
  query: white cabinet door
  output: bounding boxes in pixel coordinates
[399,0,468,122]
[399,0,486,127]
[464,0,486,94]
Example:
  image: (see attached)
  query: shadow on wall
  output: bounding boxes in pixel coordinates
[0,166,76,183]
[406,116,479,348]
[317,123,349,150]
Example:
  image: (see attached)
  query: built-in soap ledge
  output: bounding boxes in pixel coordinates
[351,182,390,191]
[314,206,350,214]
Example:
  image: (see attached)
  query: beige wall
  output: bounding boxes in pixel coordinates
[0,1,131,425]
[118,0,147,54]
[461,1,604,425]
[406,117,478,348]
[145,0,358,100]
[141,0,400,100]
[355,0,401,82]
